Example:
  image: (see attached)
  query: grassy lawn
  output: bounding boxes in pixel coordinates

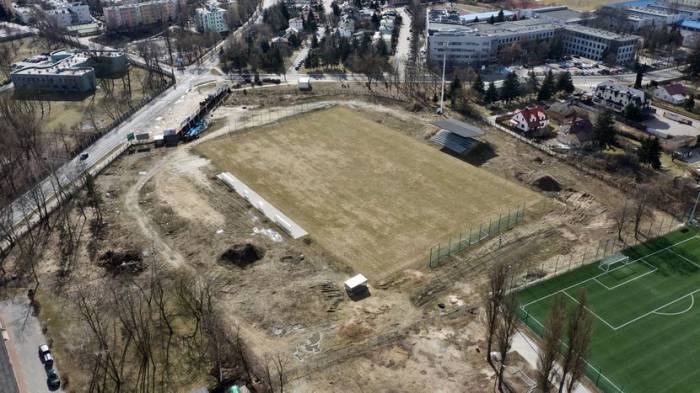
[196,106,541,280]
[518,227,700,393]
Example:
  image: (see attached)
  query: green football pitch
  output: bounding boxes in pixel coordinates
[518,227,700,393]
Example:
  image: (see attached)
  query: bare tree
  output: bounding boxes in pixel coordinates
[537,293,566,392]
[559,289,593,393]
[615,200,630,242]
[483,262,510,366]
[495,292,519,392]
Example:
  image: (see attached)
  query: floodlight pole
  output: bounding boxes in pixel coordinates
[689,189,700,224]
[440,49,447,115]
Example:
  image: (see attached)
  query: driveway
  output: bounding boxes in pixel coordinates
[0,297,63,393]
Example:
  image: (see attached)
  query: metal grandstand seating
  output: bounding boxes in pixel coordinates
[430,130,479,154]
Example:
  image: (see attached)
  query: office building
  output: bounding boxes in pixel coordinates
[195,3,229,33]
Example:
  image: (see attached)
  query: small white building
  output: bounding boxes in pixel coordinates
[46,2,92,27]
[288,17,304,31]
[195,3,229,33]
[654,84,687,105]
[338,15,354,38]
[298,75,311,90]
[509,106,549,133]
[344,274,368,294]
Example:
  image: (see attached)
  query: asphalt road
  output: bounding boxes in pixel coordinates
[0,297,62,393]
[0,336,19,393]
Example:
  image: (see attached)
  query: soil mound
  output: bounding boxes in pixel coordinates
[99,250,145,275]
[220,242,265,268]
[530,174,561,192]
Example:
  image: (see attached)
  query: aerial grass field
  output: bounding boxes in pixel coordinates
[519,227,700,393]
[196,106,540,279]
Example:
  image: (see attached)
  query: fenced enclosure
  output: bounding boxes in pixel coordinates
[427,205,525,268]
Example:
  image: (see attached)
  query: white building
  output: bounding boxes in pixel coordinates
[288,17,303,31]
[195,3,229,33]
[593,80,650,113]
[338,15,354,37]
[562,25,638,66]
[681,20,700,49]
[653,83,686,105]
[11,50,95,92]
[509,106,549,133]
[46,2,92,27]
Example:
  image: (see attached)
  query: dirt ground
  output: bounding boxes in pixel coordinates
[196,106,543,280]
[3,88,682,392]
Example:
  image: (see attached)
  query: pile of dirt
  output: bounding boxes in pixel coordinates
[530,173,561,192]
[99,250,145,275]
[220,242,265,268]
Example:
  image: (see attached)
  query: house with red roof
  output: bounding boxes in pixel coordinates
[653,83,686,105]
[509,106,549,133]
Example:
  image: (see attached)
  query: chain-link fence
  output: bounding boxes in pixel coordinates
[517,307,626,393]
[427,205,525,268]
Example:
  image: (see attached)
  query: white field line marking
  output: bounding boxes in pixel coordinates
[668,248,700,269]
[562,290,618,330]
[653,293,695,316]
[522,236,700,309]
[614,288,700,330]
[522,312,625,393]
[594,263,658,291]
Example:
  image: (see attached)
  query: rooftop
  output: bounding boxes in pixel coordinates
[428,8,516,25]
[429,18,560,35]
[564,24,639,41]
[681,19,700,30]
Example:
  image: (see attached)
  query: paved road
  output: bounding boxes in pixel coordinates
[0,297,63,393]
[393,7,411,79]
[0,333,20,393]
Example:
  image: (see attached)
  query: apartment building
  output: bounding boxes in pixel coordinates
[426,9,640,66]
[562,25,638,65]
[103,0,180,31]
[46,2,92,28]
[195,3,229,33]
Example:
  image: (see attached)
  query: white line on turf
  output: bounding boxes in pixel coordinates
[668,248,700,269]
[615,289,700,330]
[593,263,658,291]
[653,293,695,316]
[522,236,700,309]
[562,291,618,330]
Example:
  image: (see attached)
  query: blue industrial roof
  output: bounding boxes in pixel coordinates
[681,20,700,30]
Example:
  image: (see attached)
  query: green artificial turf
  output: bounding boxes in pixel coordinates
[518,227,700,393]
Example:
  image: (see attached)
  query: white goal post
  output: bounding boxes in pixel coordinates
[599,253,631,271]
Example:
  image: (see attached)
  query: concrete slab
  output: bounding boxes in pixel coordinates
[217,172,308,239]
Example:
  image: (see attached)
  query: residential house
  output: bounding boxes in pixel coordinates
[338,15,355,37]
[592,80,651,113]
[195,3,229,33]
[556,116,594,148]
[546,101,576,123]
[288,17,303,31]
[654,83,687,105]
[509,106,549,133]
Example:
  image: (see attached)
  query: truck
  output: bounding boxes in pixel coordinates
[664,111,693,125]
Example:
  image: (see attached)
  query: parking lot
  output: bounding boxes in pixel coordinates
[0,296,63,393]
[646,106,698,138]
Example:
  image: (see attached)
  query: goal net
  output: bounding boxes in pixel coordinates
[599,253,630,271]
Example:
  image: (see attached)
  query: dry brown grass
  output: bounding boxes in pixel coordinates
[196,106,541,280]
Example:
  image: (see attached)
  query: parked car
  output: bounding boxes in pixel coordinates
[39,344,54,367]
[79,153,89,161]
[0,320,8,341]
[38,344,50,360]
[47,368,61,390]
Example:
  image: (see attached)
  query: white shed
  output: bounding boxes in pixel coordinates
[344,274,368,293]
[298,76,311,91]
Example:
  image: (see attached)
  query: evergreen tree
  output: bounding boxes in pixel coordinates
[500,72,520,103]
[496,9,505,22]
[687,47,700,77]
[624,103,643,122]
[471,73,484,95]
[685,94,696,112]
[311,34,319,48]
[537,70,555,101]
[485,81,498,104]
[473,16,479,23]
[593,110,617,149]
[637,137,662,169]
[331,1,340,17]
[526,71,539,95]
[634,65,644,89]
[556,71,575,94]
[376,37,389,56]
[488,15,495,24]
[451,75,462,95]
